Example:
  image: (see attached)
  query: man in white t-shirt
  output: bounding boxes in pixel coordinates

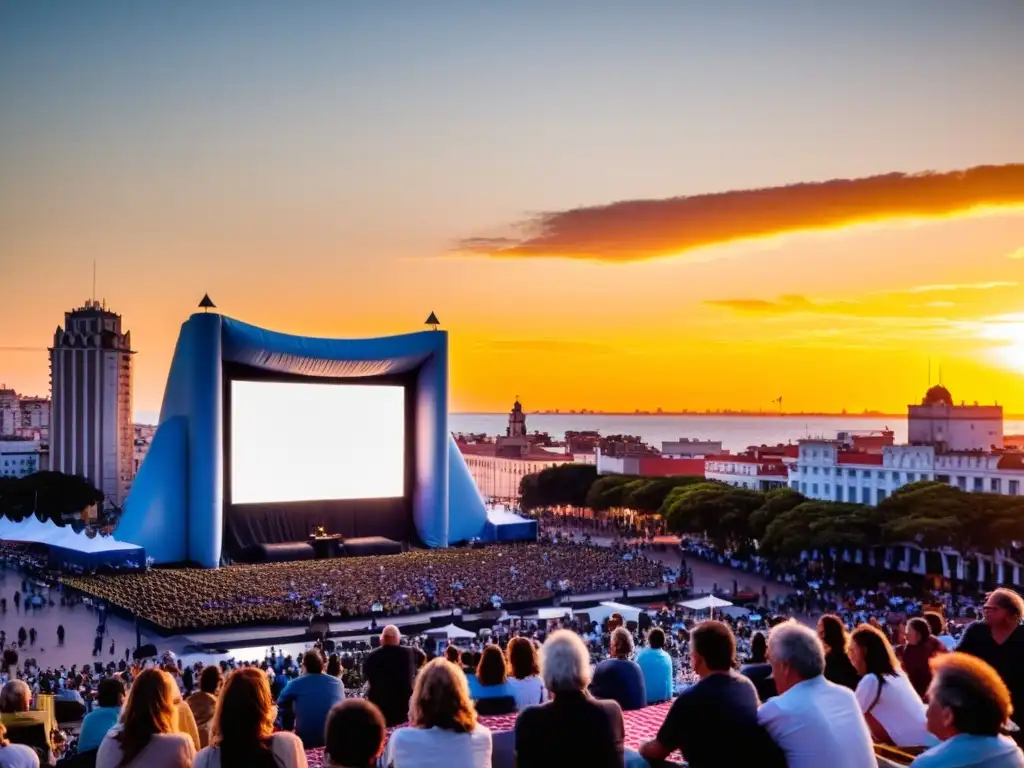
[757,621,875,768]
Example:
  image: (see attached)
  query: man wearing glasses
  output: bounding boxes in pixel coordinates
[957,588,1024,744]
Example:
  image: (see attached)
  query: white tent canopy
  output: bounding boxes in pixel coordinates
[0,516,142,553]
[681,595,734,611]
[425,623,477,640]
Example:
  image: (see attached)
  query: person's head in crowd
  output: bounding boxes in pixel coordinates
[749,631,768,664]
[97,677,126,709]
[444,645,461,664]
[460,651,474,672]
[326,654,342,678]
[408,659,477,734]
[507,637,540,681]
[610,627,633,660]
[199,665,222,696]
[540,629,591,696]
[0,680,31,713]
[476,645,507,688]
[905,617,932,647]
[982,588,1024,633]
[302,650,324,675]
[323,700,387,768]
[849,624,899,678]
[646,628,666,651]
[817,614,848,654]
[114,669,180,765]
[768,620,825,694]
[380,625,401,647]
[926,653,1013,741]
[212,666,279,768]
[924,611,947,638]
[690,621,736,677]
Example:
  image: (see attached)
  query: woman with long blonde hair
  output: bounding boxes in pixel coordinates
[96,669,195,768]
[193,667,306,768]
[384,658,491,768]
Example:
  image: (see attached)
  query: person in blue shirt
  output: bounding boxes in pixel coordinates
[635,627,674,704]
[467,645,517,714]
[277,650,346,748]
[590,627,647,711]
[911,652,1024,768]
[77,677,124,753]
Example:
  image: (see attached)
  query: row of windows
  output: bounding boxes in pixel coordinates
[792,477,1021,500]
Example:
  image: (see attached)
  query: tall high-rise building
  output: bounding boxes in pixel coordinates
[49,300,135,505]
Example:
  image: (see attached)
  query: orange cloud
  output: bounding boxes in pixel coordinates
[704,295,820,314]
[456,164,1024,263]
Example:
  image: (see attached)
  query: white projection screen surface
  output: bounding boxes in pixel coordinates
[230,380,405,504]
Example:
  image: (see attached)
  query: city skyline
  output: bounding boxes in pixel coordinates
[2,3,1024,419]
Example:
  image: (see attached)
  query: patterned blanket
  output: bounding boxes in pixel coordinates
[305,699,677,767]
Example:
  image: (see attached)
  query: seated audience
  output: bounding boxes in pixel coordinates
[0,721,38,768]
[78,677,126,753]
[186,665,222,749]
[384,658,492,768]
[515,629,624,768]
[740,631,777,702]
[0,680,53,764]
[757,620,875,768]
[900,617,947,699]
[912,652,1024,767]
[96,669,195,768]
[589,627,647,711]
[467,646,516,714]
[362,626,417,727]
[193,667,307,768]
[278,650,346,748]
[635,628,673,704]
[323,700,387,768]
[818,614,860,690]
[640,620,784,768]
[506,638,546,711]
[849,623,935,748]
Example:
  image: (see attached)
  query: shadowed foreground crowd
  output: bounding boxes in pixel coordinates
[1,588,1023,768]
[59,543,669,630]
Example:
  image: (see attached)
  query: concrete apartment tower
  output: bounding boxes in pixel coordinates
[49,300,135,506]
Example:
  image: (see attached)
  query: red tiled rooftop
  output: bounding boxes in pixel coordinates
[997,454,1024,471]
[837,452,885,466]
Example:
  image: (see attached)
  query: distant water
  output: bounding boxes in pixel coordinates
[450,413,1024,454]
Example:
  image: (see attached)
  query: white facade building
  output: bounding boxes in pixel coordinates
[791,389,1024,506]
[49,300,135,506]
[908,385,1002,451]
[0,438,44,478]
[705,447,794,491]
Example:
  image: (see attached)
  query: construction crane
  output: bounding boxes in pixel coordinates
[771,396,783,413]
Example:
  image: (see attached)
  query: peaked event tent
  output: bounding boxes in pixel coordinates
[681,595,734,619]
[425,623,477,640]
[0,516,144,569]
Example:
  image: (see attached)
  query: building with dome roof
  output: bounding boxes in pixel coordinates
[908,385,1003,452]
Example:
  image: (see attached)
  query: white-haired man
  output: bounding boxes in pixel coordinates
[515,629,625,768]
[757,619,874,768]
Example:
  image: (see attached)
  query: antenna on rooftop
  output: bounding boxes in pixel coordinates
[92,260,97,306]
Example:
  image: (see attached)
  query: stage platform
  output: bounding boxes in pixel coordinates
[239,536,404,564]
[481,509,537,543]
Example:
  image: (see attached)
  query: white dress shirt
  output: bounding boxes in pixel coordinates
[758,675,875,768]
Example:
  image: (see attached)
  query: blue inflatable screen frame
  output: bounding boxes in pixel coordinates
[116,312,488,567]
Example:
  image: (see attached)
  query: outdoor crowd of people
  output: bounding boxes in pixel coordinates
[1,591,1023,768]
[57,542,672,630]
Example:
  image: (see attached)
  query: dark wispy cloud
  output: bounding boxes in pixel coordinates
[455,164,1024,263]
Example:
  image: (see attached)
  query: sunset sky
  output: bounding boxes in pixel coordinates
[2,2,1023,420]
